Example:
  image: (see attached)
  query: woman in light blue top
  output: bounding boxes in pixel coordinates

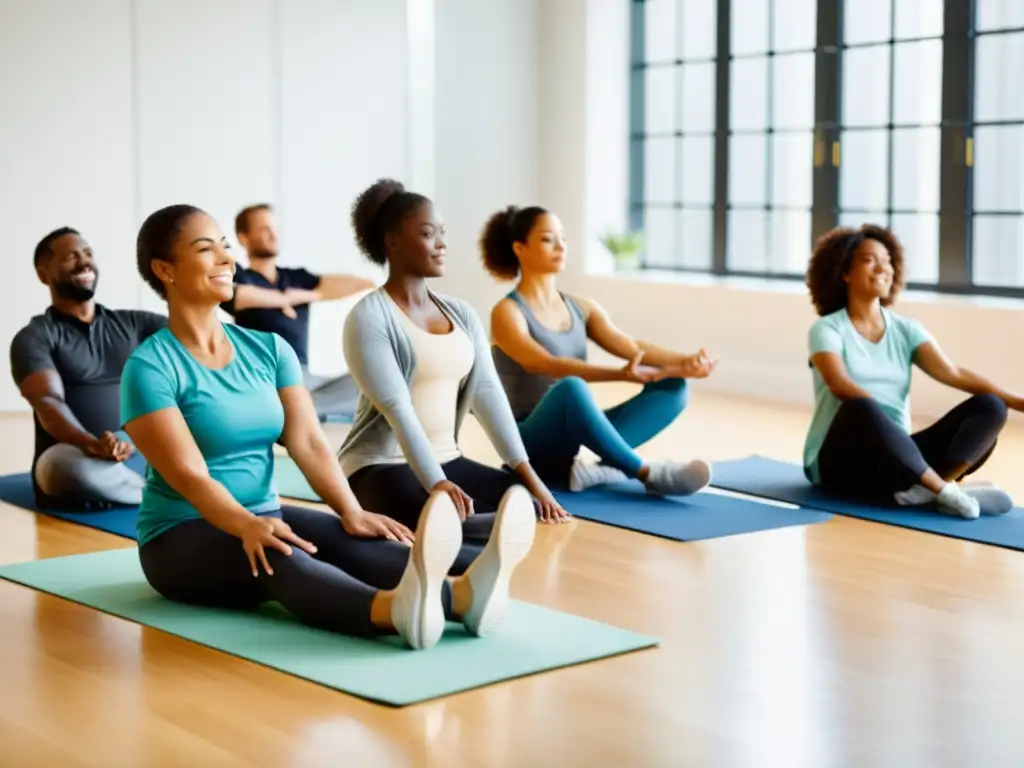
[480,205,717,496]
[804,223,1023,519]
[120,204,536,650]
[338,179,569,533]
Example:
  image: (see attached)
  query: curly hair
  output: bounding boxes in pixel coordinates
[479,205,549,281]
[805,223,906,316]
[350,178,430,266]
[136,204,205,299]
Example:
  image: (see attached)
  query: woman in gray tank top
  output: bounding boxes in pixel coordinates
[480,205,717,497]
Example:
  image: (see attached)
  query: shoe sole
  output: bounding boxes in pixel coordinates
[393,492,463,649]
[464,485,537,636]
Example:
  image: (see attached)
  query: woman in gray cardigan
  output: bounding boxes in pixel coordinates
[338,179,571,541]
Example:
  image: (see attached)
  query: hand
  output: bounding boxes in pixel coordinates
[281,303,298,319]
[240,515,317,577]
[660,348,718,380]
[283,288,316,307]
[1006,395,1024,413]
[432,479,474,520]
[536,495,572,525]
[86,431,134,462]
[341,508,414,545]
[621,351,656,384]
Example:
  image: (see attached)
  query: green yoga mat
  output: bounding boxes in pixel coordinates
[275,455,321,501]
[0,549,658,706]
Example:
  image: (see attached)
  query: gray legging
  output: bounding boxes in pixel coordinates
[139,505,481,638]
[34,442,145,506]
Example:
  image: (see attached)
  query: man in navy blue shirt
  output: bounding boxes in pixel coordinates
[222,204,375,419]
[10,227,166,509]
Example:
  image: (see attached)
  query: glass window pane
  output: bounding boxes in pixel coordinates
[839,129,889,210]
[975,33,1024,122]
[894,0,944,39]
[772,133,814,208]
[771,52,815,130]
[772,0,817,52]
[977,0,1024,32]
[644,138,677,203]
[973,126,1024,212]
[973,215,1024,287]
[890,213,939,284]
[729,134,768,205]
[680,61,716,132]
[768,210,812,274]
[731,0,769,56]
[844,0,892,45]
[642,207,678,268]
[730,57,768,131]
[842,45,891,127]
[645,0,677,62]
[839,210,887,229]
[680,208,714,269]
[645,65,676,133]
[681,136,715,205]
[891,127,941,212]
[893,40,943,126]
[727,209,768,272]
[681,0,717,59]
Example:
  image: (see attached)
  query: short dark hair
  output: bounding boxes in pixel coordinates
[137,205,205,299]
[350,179,430,266]
[235,203,272,237]
[479,206,549,281]
[806,223,906,316]
[33,227,80,267]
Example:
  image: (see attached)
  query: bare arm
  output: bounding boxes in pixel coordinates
[123,407,260,538]
[490,299,631,383]
[810,352,876,401]
[232,284,300,312]
[914,341,1023,408]
[18,370,102,451]
[313,274,377,301]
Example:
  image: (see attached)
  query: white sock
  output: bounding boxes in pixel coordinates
[643,459,712,497]
[569,460,629,492]
[893,484,935,506]
[935,483,981,520]
[964,484,1014,515]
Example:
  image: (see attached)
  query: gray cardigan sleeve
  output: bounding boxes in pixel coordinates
[342,304,448,491]
[457,301,530,468]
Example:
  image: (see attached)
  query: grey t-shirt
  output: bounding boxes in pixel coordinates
[10,304,167,466]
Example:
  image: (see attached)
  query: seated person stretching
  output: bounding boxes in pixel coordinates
[481,205,715,495]
[339,179,571,532]
[121,204,537,649]
[10,227,166,510]
[222,203,376,419]
[804,224,1021,519]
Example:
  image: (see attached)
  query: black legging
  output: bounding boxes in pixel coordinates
[348,457,535,540]
[817,394,1008,501]
[139,505,481,638]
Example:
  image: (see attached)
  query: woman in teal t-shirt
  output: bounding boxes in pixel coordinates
[120,204,538,650]
[803,223,1023,519]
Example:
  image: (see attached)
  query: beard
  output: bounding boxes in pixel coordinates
[249,248,278,261]
[53,271,98,302]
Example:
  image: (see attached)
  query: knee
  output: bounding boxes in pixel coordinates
[971,393,1008,427]
[653,377,689,409]
[552,376,595,410]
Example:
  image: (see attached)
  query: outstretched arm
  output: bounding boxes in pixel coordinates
[313,274,377,301]
[914,341,1024,410]
[490,299,637,383]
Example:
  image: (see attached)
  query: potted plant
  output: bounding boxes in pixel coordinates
[599,230,644,272]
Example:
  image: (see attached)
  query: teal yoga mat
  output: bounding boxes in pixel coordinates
[0,549,658,706]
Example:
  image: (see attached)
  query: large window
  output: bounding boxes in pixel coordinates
[629,0,1024,297]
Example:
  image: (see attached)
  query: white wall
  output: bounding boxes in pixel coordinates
[0,0,412,410]
[539,0,1024,423]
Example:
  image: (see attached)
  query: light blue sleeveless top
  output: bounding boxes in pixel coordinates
[492,291,589,421]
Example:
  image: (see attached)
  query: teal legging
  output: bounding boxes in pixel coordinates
[516,376,689,487]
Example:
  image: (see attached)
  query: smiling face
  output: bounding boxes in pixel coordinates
[39,233,99,302]
[150,212,236,306]
[843,237,894,301]
[512,212,567,276]
[385,200,447,278]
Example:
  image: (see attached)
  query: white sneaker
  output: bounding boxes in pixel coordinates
[643,459,712,496]
[461,485,537,637]
[390,492,463,650]
[935,483,981,520]
[963,482,1014,515]
[569,459,629,492]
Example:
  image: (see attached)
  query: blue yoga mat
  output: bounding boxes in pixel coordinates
[552,482,832,542]
[0,453,145,540]
[712,455,1024,551]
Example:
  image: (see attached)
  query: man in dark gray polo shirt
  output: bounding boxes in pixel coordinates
[9,227,167,510]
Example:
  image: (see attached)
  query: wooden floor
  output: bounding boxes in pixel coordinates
[3,388,1024,767]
